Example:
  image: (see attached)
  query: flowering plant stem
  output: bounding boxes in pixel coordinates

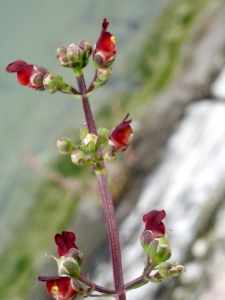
[76,75,126,300]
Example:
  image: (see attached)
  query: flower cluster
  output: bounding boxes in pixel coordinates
[39,231,82,299]
[56,113,133,168]
[6,17,184,300]
[140,210,184,281]
[6,18,116,97]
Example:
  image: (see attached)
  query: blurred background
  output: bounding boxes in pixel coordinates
[1,0,225,299]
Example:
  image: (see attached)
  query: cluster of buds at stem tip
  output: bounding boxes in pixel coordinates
[57,115,133,166]
[56,41,92,75]
[6,18,116,97]
[71,133,102,166]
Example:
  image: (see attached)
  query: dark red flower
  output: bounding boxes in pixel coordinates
[109,114,133,151]
[55,231,78,257]
[93,18,117,67]
[6,60,48,90]
[38,276,77,300]
[143,210,166,240]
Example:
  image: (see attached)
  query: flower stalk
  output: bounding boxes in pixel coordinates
[76,72,126,300]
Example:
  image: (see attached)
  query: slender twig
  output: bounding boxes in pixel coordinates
[76,73,126,300]
[79,273,114,295]
[86,69,98,93]
[124,260,156,291]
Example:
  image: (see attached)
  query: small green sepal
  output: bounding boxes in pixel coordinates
[147,237,171,265]
[56,256,81,279]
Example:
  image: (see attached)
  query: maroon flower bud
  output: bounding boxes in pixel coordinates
[38,276,78,300]
[55,231,78,257]
[93,18,116,68]
[142,210,166,242]
[6,60,48,90]
[108,114,133,151]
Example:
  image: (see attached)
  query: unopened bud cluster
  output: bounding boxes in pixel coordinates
[56,115,133,166]
[56,41,92,73]
[57,127,114,167]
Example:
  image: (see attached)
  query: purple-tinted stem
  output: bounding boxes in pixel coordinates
[95,172,126,300]
[76,75,126,300]
[76,76,96,134]
[79,273,114,294]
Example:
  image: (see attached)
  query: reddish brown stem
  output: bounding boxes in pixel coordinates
[76,74,126,300]
[79,273,114,294]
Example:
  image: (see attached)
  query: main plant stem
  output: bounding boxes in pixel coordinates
[76,75,126,300]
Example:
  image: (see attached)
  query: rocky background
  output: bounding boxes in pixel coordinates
[1,0,225,299]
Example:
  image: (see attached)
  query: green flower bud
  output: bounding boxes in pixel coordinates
[147,237,171,265]
[158,262,185,279]
[57,137,75,155]
[71,150,91,166]
[43,74,72,94]
[82,133,99,153]
[78,40,92,68]
[56,46,67,58]
[67,44,81,65]
[93,68,112,87]
[67,41,92,70]
[56,256,80,279]
[97,127,109,144]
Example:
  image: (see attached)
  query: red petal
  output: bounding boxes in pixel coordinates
[102,18,109,31]
[6,60,28,72]
[143,210,166,238]
[55,231,77,257]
